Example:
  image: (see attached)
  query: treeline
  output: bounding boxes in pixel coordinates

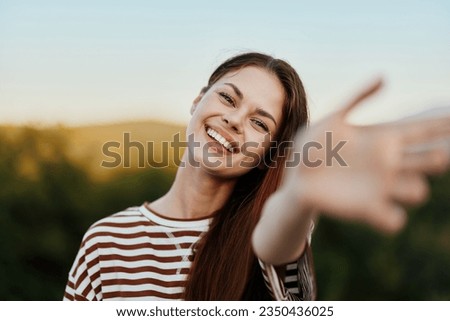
[0,127,449,300]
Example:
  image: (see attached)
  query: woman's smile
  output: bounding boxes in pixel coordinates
[205,126,239,154]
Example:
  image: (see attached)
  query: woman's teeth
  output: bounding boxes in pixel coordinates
[206,128,234,153]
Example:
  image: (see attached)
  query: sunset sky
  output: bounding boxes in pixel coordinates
[1,0,449,126]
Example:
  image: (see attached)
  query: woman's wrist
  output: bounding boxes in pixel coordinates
[279,171,315,215]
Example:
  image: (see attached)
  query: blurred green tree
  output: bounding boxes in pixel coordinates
[0,127,173,300]
[313,172,450,300]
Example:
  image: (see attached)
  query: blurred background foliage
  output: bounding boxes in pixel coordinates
[0,124,449,300]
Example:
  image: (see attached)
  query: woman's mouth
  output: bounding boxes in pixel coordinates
[205,127,237,153]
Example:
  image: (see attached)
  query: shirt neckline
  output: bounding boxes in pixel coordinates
[139,202,213,229]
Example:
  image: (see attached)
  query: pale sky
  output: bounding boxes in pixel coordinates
[1,0,449,126]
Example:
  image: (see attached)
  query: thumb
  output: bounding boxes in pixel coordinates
[338,78,384,118]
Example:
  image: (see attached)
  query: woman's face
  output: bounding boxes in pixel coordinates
[186,66,284,178]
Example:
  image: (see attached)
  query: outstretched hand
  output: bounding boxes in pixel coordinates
[283,79,450,233]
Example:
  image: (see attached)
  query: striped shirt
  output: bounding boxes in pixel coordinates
[64,204,308,301]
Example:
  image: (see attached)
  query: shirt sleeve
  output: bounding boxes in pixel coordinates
[63,229,103,301]
[258,221,316,301]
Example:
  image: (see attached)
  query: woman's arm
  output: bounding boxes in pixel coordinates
[252,183,315,265]
[252,79,450,265]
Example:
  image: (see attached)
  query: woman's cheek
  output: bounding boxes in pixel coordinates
[239,143,265,168]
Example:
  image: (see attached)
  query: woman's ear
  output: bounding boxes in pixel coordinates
[190,94,202,115]
[190,86,209,115]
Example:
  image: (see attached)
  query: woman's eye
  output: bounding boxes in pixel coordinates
[219,92,236,107]
[252,119,269,132]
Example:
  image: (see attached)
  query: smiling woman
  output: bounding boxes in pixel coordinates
[63,52,450,301]
[187,66,285,178]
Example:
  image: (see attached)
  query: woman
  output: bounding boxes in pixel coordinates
[64,52,450,301]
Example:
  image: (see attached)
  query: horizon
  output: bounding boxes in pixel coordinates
[0,116,187,129]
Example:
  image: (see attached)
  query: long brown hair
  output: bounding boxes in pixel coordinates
[183,52,310,300]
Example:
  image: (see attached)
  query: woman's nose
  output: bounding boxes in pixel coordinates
[222,110,243,134]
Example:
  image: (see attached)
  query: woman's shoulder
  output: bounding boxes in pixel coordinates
[81,205,149,243]
[91,205,143,225]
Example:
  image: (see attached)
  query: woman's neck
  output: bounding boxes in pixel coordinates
[150,156,237,220]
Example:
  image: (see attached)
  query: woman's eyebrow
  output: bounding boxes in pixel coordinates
[224,82,277,126]
[256,107,277,126]
[224,83,243,100]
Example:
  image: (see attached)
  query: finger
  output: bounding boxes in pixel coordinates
[390,173,429,205]
[396,115,450,145]
[364,202,407,234]
[403,142,450,175]
[338,78,384,118]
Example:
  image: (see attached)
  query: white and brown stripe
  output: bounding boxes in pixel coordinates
[64,204,304,301]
